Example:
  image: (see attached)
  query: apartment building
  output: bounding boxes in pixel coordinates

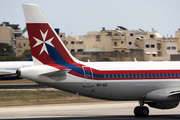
[16,37,30,56]
[0,22,23,52]
[6,22,179,61]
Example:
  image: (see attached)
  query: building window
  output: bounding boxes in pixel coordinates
[96,35,100,41]
[24,43,26,46]
[114,33,119,36]
[146,45,149,48]
[150,35,154,39]
[130,33,133,36]
[71,49,75,52]
[71,41,75,44]
[19,43,21,46]
[106,32,112,36]
[114,42,117,46]
[152,54,156,57]
[172,46,176,50]
[129,42,132,45]
[121,41,124,44]
[167,47,170,50]
[151,44,155,48]
[77,49,83,52]
[60,35,63,37]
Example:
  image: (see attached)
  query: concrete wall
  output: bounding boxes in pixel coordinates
[71,49,144,62]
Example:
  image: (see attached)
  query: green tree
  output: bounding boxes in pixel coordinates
[21,49,32,60]
[98,57,112,61]
[0,43,13,54]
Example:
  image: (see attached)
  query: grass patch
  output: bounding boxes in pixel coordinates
[0,90,104,107]
[0,79,34,84]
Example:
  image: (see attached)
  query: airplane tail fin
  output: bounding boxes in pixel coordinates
[22,4,78,65]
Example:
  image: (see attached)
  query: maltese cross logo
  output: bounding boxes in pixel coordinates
[33,30,54,55]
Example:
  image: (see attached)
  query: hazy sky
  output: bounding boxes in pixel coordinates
[1,0,180,37]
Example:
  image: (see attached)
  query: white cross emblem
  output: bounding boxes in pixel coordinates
[33,30,54,55]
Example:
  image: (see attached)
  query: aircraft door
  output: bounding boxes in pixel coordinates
[82,66,93,87]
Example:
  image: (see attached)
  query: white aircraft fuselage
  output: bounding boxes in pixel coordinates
[19,61,180,101]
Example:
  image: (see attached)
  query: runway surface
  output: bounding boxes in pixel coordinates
[1,101,180,120]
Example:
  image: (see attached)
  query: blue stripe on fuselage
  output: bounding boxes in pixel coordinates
[46,44,103,78]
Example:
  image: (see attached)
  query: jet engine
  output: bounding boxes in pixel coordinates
[146,102,179,109]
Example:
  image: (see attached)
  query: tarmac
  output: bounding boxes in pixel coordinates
[0,101,180,120]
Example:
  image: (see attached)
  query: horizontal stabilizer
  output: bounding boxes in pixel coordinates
[41,69,70,81]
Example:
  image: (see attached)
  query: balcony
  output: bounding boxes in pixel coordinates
[113,45,126,49]
[112,36,121,40]
[16,46,22,50]
[13,29,22,33]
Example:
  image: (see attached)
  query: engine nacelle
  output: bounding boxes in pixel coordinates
[146,102,179,109]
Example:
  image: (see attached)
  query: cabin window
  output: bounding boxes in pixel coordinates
[155,74,157,77]
[131,74,134,78]
[121,74,124,78]
[167,74,169,77]
[129,74,132,78]
[104,74,106,78]
[171,74,173,77]
[138,74,141,78]
[162,74,164,77]
[135,74,137,78]
[164,74,167,77]
[108,74,110,78]
[173,73,176,77]
[112,74,114,78]
[141,74,144,77]
[175,73,178,77]
[166,74,169,77]
[126,74,128,78]
[116,74,118,78]
[147,74,149,77]
[148,74,151,77]
[156,74,159,77]
[178,74,180,77]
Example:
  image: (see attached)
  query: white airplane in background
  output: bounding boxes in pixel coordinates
[0,61,33,80]
[17,4,180,117]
